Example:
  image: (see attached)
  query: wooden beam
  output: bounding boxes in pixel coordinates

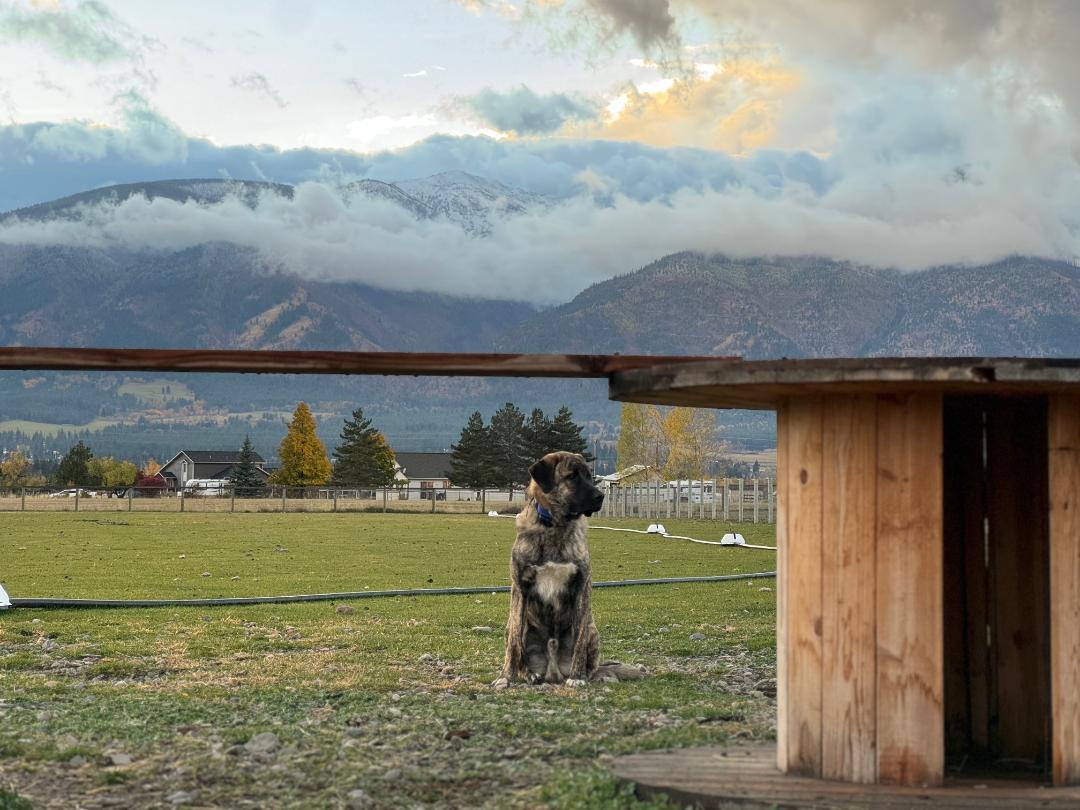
[0,347,726,378]
[875,393,944,786]
[821,394,877,783]
[1050,394,1080,785]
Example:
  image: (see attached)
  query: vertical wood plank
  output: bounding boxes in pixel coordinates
[776,401,790,773]
[875,392,944,786]
[821,395,877,783]
[1051,394,1080,785]
[782,397,824,776]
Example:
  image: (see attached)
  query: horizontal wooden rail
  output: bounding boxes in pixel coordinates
[0,347,729,378]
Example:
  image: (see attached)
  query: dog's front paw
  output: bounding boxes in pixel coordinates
[491,676,511,690]
[564,678,586,688]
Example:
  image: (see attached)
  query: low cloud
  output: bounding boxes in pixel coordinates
[0,158,1076,305]
[18,90,186,164]
[462,85,599,135]
[0,0,153,64]
[231,72,287,108]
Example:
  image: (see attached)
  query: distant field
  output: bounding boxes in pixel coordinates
[0,418,120,436]
[117,378,195,405]
[0,513,778,808]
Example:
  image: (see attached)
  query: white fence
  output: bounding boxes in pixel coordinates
[597,478,776,524]
[0,479,775,521]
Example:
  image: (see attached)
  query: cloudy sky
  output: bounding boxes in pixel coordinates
[1,0,1079,300]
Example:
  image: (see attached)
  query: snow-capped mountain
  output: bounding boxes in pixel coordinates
[393,170,553,235]
[2,179,293,222]
[1,172,553,236]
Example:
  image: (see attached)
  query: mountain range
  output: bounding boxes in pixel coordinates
[0,173,1078,459]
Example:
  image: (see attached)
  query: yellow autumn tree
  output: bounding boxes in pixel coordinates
[270,402,332,486]
[616,403,659,470]
[662,407,720,480]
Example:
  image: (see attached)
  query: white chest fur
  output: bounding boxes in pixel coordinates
[533,561,578,604]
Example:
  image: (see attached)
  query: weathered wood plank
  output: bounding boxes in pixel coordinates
[776,400,790,773]
[609,357,1080,411]
[0,347,722,378]
[611,745,1080,810]
[1050,394,1080,785]
[782,397,824,776]
[821,394,877,783]
[875,393,944,786]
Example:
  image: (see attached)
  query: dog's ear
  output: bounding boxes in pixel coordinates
[529,456,557,492]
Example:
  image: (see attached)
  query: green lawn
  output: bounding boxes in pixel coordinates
[0,514,778,809]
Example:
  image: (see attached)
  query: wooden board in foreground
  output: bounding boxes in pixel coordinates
[0,347,725,378]
[611,745,1080,809]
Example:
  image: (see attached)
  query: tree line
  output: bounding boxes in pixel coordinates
[4,400,590,493]
[448,403,590,492]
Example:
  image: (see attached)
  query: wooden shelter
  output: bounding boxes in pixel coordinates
[609,356,1080,791]
[5,347,1080,800]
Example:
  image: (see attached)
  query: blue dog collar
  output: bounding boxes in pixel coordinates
[536,503,554,527]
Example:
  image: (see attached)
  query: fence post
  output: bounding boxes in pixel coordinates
[128,487,133,512]
[230,487,235,513]
[481,489,486,514]
[767,477,774,523]
[333,488,338,513]
[738,478,744,521]
[383,487,388,513]
[753,478,760,523]
[21,487,26,512]
[281,486,287,513]
[74,488,80,512]
[179,489,185,513]
[712,479,717,520]
[431,491,437,513]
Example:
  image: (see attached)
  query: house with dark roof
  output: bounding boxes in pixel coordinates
[393,451,452,499]
[159,450,270,491]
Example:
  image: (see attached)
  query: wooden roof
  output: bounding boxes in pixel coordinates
[609,357,1080,410]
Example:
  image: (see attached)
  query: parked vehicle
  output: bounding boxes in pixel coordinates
[183,479,231,497]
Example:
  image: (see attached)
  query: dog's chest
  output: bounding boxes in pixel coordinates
[532,561,578,604]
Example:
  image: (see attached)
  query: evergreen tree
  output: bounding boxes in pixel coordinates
[331,408,397,486]
[269,403,332,486]
[521,408,555,461]
[550,406,593,461]
[488,402,529,493]
[449,411,495,488]
[229,435,267,496]
[54,441,93,487]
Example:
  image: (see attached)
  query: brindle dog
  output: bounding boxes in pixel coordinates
[493,451,645,688]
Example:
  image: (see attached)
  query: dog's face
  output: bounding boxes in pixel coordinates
[528,451,604,519]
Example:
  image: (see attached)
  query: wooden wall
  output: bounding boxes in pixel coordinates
[777,392,944,786]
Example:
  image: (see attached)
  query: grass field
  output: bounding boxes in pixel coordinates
[0,513,778,809]
[0,419,120,437]
[116,379,196,406]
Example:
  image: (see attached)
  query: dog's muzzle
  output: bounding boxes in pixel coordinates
[582,490,604,517]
